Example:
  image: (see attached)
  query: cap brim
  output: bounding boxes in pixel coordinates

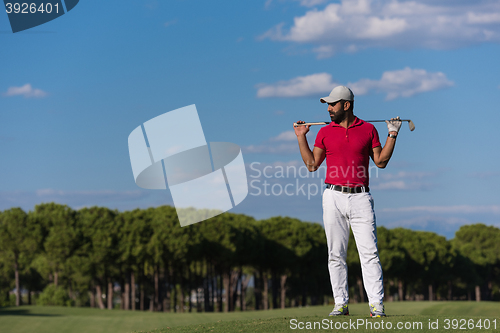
[320,97,340,104]
[320,97,354,103]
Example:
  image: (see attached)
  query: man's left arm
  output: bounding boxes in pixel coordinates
[370,117,402,169]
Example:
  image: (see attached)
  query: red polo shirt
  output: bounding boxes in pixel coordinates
[314,117,381,187]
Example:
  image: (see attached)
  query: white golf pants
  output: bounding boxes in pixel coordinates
[322,188,384,305]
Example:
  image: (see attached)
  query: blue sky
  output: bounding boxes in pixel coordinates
[1,0,500,238]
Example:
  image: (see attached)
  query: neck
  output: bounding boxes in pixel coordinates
[338,113,355,129]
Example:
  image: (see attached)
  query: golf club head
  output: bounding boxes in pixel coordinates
[407,120,415,131]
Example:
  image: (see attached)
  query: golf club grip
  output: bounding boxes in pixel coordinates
[293,122,330,127]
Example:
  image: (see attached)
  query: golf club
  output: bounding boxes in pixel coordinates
[293,119,416,131]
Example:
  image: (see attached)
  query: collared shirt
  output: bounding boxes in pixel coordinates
[314,117,381,187]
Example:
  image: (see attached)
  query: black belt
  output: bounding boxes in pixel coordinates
[326,184,369,193]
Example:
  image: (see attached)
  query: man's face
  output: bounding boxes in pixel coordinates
[328,100,347,124]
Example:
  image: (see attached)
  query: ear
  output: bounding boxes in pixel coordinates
[343,101,351,111]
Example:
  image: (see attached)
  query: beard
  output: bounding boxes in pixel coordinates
[329,110,347,124]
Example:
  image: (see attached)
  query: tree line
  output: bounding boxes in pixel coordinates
[0,203,499,311]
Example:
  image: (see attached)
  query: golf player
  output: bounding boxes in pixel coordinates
[294,86,401,317]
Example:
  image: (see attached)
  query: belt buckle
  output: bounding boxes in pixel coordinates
[341,186,349,193]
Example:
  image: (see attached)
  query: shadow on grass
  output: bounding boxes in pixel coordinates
[0,309,62,317]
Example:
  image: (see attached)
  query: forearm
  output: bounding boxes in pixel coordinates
[377,135,397,168]
[297,135,317,171]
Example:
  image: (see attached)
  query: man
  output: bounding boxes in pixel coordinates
[293,85,401,317]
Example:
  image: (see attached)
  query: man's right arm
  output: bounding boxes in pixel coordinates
[294,122,326,172]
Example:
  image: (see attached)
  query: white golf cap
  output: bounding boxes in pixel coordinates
[320,85,354,104]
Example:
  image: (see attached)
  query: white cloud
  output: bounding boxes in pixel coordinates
[0,189,158,212]
[467,12,500,24]
[371,180,411,190]
[378,170,441,180]
[35,189,146,200]
[244,142,299,154]
[383,215,470,228]
[349,67,454,100]
[380,215,478,238]
[243,130,306,154]
[299,0,327,7]
[370,169,445,190]
[256,68,453,100]
[378,202,500,237]
[468,171,500,179]
[256,72,336,98]
[265,0,327,9]
[3,84,47,98]
[312,45,336,59]
[261,0,500,56]
[370,180,432,190]
[247,160,303,173]
[164,145,184,156]
[270,130,296,141]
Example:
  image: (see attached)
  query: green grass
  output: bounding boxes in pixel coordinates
[143,302,500,333]
[1,302,500,333]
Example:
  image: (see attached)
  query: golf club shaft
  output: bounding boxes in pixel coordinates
[293,119,415,131]
[365,119,413,123]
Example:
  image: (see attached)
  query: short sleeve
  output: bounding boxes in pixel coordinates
[372,126,381,148]
[314,128,326,150]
